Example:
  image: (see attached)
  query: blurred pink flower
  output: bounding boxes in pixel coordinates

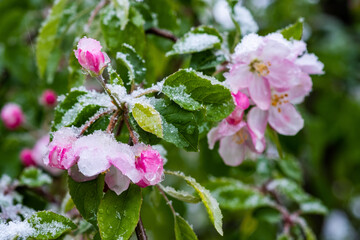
[1,103,25,130]
[132,144,164,188]
[40,89,57,107]
[74,37,110,75]
[20,148,35,167]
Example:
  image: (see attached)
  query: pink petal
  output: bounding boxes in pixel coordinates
[295,53,324,74]
[247,107,268,140]
[77,37,102,52]
[232,91,250,110]
[218,135,246,166]
[268,103,304,136]
[105,167,130,195]
[224,64,253,92]
[68,164,98,182]
[248,75,271,110]
[266,59,300,89]
[286,73,312,104]
[207,120,245,149]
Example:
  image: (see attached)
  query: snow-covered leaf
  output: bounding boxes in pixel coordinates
[190,50,226,71]
[167,26,222,56]
[174,215,198,240]
[206,178,274,210]
[132,102,163,138]
[116,44,146,85]
[162,69,235,121]
[68,175,105,227]
[280,18,304,41]
[97,185,142,240]
[27,211,76,239]
[107,65,124,86]
[19,167,51,188]
[159,184,200,203]
[36,0,68,80]
[166,171,223,236]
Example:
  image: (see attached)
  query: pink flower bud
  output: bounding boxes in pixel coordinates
[74,37,110,75]
[40,89,57,107]
[20,148,36,167]
[45,128,78,170]
[134,146,164,188]
[1,103,25,130]
[226,92,250,125]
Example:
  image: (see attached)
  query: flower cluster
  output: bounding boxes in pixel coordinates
[44,128,164,195]
[209,33,323,166]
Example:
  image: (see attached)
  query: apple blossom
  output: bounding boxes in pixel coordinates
[40,89,57,107]
[1,103,25,130]
[74,37,110,75]
[19,149,35,167]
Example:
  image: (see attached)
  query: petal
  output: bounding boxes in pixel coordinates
[218,135,246,166]
[267,59,300,89]
[224,64,253,92]
[232,91,250,109]
[68,164,98,182]
[287,73,312,104]
[77,149,111,176]
[207,120,245,149]
[295,53,324,74]
[248,75,271,110]
[105,166,130,195]
[247,107,268,139]
[268,103,304,135]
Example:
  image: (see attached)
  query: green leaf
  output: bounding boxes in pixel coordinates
[174,215,198,240]
[116,44,146,85]
[162,69,234,121]
[276,155,302,183]
[68,175,105,227]
[152,98,199,151]
[28,211,76,239]
[97,185,142,240]
[190,50,226,71]
[268,179,327,214]
[68,47,86,89]
[129,113,162,145]
[132,102,163,138]
[277,233,293,240]
[36,0,68,80]
[112,0,130,30]
[280,18,304,41]
[167,26,222,56]
[159,184,200,203]
[206,178,274,210]
[19,167,51,188]
[101,5,145,55]
[143,0,179,31]
[51,89,114,132]
[107,65,124,86]
[166,171,223,236]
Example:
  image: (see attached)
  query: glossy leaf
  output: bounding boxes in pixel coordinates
[174,215,198,240]
[159,184,200,203]
[68,175,105,227]
[97,185,142,240]
[162,69,234,121]
[132,102,163,138]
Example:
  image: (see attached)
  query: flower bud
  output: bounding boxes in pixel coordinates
[1,103,25,130]
[20,148,35,167]
[40,89,57,107]
[74,37,110,75]
[134,146,164,188]
[45,128,78,170]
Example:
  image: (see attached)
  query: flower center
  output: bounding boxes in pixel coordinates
[271,93,289,113]
[233,129,248,145]
[250,60,271,77]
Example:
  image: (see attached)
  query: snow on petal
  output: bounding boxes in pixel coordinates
[105,166,131,195]
[295,53,324,74]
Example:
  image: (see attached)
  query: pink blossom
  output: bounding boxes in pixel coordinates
[74,37,110,75]
[226,91,250,125]
[40,89,57,107]
[20,149,35,167]
[32,135,63,176]
[45,128,78,170]
[225,33,323,111]
[1,103,25,130]
[132,144,164,188]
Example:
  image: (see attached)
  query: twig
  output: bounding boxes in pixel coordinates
[156,185,176,215]
[106,109,121,133]
[135,217,148,240]
[134,89,159,98]
[79,109,115,136]
[96,75,122,109]
[123,107,138,144]
[84,0,109,33]
[212,61,229,76]
[145,27,177,42]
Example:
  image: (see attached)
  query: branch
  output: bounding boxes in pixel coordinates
[84,0,109,33]
[135,217,148,240]
[145,27,177,42]
[106,109,121,133]
[123,106,138,144]
[156,185,177,215]
[79,109,115,136]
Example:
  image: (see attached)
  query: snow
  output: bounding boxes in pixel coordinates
[167,33,220,56]
[0,220,35,240]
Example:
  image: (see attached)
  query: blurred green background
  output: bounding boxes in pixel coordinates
[1,0,360,239]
